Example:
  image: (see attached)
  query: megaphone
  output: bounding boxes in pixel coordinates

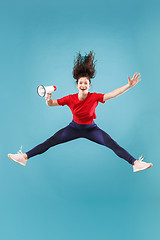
[37,85,57,97]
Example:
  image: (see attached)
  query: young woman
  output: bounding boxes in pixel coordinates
[8,51,153,172]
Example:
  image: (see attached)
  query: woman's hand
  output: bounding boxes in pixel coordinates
[45,93,52,101]
[128,72,141,87]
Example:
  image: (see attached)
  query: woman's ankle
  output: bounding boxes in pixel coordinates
[24,153,28,160]
[133,160,137,166]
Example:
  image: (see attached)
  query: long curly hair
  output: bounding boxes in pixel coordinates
[72,50,97,84]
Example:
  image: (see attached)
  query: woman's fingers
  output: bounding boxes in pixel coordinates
[45,93,52,100]
[133,72,137,78]
[136,73,140,78]
[133,72,141,80]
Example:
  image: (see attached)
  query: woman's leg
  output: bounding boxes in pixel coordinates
[83,125,136,165]
[26,124,81,159]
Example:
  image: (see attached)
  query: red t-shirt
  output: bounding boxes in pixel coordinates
[57,92,105,124]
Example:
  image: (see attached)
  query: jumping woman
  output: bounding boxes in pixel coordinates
[8,51,153,172]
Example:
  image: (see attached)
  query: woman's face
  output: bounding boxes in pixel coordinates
[76,77,91,94]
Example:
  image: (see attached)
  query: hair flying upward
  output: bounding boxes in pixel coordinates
[72,50,97,83]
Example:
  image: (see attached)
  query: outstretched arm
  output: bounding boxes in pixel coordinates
[103,72,141,101]
[45,93,59,106]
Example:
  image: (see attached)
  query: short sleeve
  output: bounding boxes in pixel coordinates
[57,95,70,106]
[94,93,105,103]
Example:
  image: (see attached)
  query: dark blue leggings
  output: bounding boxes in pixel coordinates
[26,120,136,165]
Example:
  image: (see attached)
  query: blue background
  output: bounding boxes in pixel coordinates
[1,0,160,239]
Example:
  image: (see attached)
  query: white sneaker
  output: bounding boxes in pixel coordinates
[8,146,27,166]
[133,155,153,172]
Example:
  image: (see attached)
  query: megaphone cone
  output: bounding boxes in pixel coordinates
[37,85,57,97]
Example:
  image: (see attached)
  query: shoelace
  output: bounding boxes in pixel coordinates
[138,154,145,162]
[17,145,23,154]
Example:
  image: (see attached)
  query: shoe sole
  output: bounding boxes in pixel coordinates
[133,163,153,172]
[8,155,26,166]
